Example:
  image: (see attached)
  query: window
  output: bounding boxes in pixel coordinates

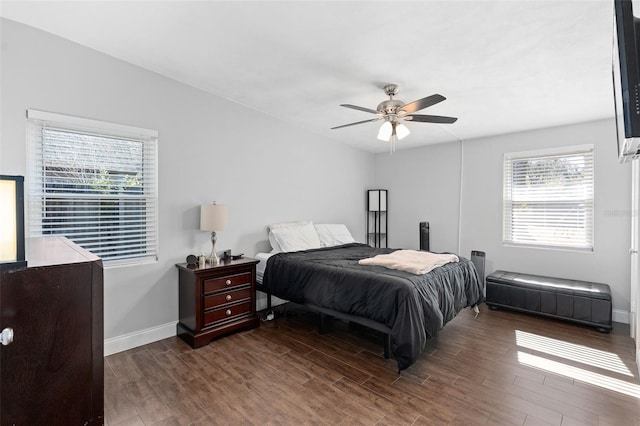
[27,110,158,265]
[503,145,594,251]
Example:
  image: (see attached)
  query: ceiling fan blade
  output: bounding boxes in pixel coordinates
[331,117,382,130]
[404,114,458,124]
[340,104,380,115]
[400,94,446,114]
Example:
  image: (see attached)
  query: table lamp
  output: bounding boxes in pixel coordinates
[200,202,228,265]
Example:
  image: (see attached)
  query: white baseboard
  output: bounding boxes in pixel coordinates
[102,309,631,357]
[104,321,176,356]
[613,309,630,324]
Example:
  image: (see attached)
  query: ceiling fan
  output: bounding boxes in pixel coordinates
[331,84,457,152]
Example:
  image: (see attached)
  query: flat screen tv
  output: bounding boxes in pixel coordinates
[613,0,640,162]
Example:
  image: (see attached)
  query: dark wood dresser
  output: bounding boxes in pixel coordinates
[0,236,104,425]
[176,258,260,348]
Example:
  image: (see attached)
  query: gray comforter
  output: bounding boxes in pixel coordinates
[261,243,483,370]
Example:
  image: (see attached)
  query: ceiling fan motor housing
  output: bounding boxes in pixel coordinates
[377,99,405,115]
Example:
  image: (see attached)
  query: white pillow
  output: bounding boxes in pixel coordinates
[268,220,312,252]
[268,232,281,252]
[315,224,356,247]
[270,222,322,252]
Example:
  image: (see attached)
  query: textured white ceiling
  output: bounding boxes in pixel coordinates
[0,0,616,153]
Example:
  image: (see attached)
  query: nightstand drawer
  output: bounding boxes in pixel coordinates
[203,272,252,294]
[204,301,252,326]
[204,287,252,310]
[176,257,259,348]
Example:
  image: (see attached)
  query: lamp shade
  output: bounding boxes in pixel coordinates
[377,121,393,141]
[396,123,410,140]
[200,203,228,232]
[368,189,387,212]
[0,175,26,271]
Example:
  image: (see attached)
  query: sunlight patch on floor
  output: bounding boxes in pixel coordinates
[516,351,640,399]
[515,330,633,377]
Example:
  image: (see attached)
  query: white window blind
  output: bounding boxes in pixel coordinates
[503,146,594,251]
[27,110,158,265]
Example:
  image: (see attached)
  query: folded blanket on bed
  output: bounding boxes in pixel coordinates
[358,250,459,275]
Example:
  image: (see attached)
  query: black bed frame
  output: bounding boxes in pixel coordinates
[261,247,486,362]
[265,293,393,358]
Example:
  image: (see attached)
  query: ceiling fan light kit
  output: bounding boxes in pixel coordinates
[395,122,410,140]
[331,83,457,153]
[377,120,410,153]
[377,121,393,141]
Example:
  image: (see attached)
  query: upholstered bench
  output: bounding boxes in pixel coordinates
[485,270,612,333]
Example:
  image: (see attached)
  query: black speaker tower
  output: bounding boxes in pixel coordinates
[419,222,429,251]
[470,250,486,297]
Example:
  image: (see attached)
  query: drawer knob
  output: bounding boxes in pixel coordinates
[225,309,232,316]
[0,327,14,346]
[226,294,232,301]
[225,279,232,286]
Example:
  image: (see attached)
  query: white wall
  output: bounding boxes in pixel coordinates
[0,19,374,351]
[375,120,632,321]
[374,141,462,253]
[632,163,640,374]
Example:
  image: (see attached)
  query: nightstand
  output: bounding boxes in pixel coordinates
[175,257,260,348]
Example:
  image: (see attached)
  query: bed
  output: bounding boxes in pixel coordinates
[257,222,484,371]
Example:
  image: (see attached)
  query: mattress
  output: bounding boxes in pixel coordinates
[255,252,274,284]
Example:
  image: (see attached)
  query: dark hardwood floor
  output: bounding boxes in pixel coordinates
[105,304,640,425]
